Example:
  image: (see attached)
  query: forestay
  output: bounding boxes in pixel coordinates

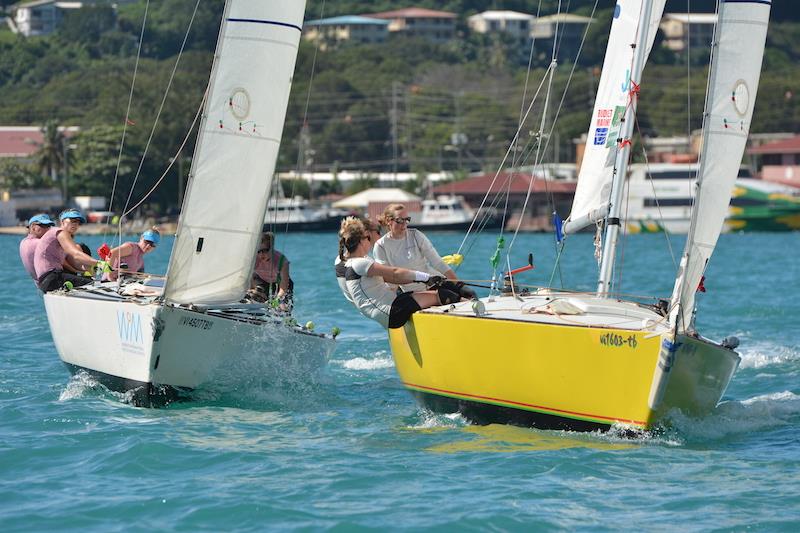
[670,0,771,330]
[564,0,666,234]
[164,0,304,304]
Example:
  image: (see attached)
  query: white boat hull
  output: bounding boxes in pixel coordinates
[44,289,335,404]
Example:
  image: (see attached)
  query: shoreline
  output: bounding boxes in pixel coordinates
[0,222,177,236]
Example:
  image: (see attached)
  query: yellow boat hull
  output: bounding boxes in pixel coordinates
[388,312,739,431]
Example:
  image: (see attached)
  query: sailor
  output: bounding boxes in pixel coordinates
[373,203,458,293]
[250,231,293,309]
[19,214,56,284]
[339,217,460,329]
[104,227,160,281]
[335,217,381,306]
[34,209,105,292]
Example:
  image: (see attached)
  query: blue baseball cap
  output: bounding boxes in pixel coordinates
[59,209,86,223]
[141,229,160,245]
[28,214,55,227]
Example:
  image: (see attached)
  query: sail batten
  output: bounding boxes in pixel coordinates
[669,0,771,331]
[565,0,667,235]
[164,0,305,305]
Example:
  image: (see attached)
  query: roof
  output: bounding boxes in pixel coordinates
[305,15,390,27]
[747,135,800,155]
[663,13,718,24]
[366,8,457,20]
[534,13,592,24]
[0,126,79,158]
[432,173,576,195]
[469,10,535,21]
[331,188,421,209]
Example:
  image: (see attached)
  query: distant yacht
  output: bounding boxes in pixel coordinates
[413,194,502,231]
[263,196,344,232]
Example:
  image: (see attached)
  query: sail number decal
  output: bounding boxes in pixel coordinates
[599,332,638,349]
[179,316,213,331]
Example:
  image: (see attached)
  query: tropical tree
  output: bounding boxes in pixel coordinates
[35,120,66,198]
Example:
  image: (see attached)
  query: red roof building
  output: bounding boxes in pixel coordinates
[748,134,800,188]
[433,172,576,231]
[0,126,79,159]
[365,7,457,43]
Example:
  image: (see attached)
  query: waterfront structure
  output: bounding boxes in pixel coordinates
[365,7,457,44]
[467,10,535,46]
[747,135,800,189]
[659,12,717,52]
[303,15,389,50]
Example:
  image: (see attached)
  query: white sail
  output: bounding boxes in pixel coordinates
[564,0,666,234]
[670,0,771,330]
[164,0,304,304]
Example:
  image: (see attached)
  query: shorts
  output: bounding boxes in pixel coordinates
[38,270,93,293]
[388,291,422,329]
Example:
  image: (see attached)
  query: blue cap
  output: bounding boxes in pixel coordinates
[141,229,160,245]
[28,214,55,227]
[59,209,86,223]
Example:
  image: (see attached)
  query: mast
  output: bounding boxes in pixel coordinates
[596,0,654,295]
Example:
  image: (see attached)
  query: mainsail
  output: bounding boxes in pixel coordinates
[164,0,304,304]
[670,0,771,330]
[564,0,666,234]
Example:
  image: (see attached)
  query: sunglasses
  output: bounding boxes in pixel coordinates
[257,248,270,253]
[144,240,157,247]
[393,217,411,224]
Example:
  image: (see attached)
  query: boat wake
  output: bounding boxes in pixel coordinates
[661,390,800,443]
[737,340,800,370]
[58,371,141,405]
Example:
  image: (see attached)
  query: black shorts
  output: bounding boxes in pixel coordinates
[38,270,93,293]
[388,291,422,329]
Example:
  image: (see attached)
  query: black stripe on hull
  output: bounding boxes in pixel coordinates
[410,390,613,432]
[63,363,191,408]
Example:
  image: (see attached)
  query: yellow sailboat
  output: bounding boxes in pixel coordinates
[388,0,771,431]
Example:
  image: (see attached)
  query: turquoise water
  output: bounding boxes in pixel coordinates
[2,230,799,530]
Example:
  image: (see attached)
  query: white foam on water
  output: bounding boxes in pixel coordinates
[58,371,101,402]
[334,356,395,371]
[666,390,800,441]
[737,340,799,369]
[408,408,467,430]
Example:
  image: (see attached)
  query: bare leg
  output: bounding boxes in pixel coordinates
[411,290,441,309]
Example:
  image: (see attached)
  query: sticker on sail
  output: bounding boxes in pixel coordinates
[605,105,626,147]
[593,127,609,145]
[595,108,613,127]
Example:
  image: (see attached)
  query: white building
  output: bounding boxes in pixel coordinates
[660,13,717,52]
[467,10,535,45]
[530,14,592,61]
[9,0,83,37]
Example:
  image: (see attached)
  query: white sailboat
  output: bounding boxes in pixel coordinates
[388,0,771,431]
[43,0,335,405]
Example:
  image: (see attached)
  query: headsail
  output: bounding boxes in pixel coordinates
[669,0,771,330]
[164,0,305,305]
[564,0,666,234]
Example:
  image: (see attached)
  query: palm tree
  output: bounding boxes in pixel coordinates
[35,120,67,202]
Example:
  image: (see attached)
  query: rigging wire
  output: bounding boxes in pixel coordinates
[105,0,149,238]
[118,0,202,248]
[279,0,327,240]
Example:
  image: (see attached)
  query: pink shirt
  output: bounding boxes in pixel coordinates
[34,228,66,278]
[253,251,287,284]
[19,235,39,280]
[113,242,145,273]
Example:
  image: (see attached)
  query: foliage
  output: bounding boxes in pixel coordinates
[0,0,798,212]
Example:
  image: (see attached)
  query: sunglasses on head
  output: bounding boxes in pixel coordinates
[393,217,411,224]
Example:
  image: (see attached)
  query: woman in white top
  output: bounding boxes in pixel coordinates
[373,203,458,293]
[339,217,460,329]
[335,217,381,306]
